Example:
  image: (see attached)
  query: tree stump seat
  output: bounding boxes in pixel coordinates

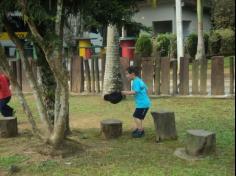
[101,119,122,139]
[151,111,177,142]
[0,117,18,138]
[186,129,216,156]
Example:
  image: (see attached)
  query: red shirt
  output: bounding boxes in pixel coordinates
[0,74,12,99]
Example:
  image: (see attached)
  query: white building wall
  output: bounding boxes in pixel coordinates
[133,4,211,36]
[133,4,175,28]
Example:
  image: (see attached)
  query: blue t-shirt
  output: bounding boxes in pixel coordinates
[132,77,151,108]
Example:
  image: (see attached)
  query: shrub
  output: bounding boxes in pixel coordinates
[185,33,198,58]
[216,28,235,56]
[169,34,177,58]
[135,35,153,57]
[209,31,222,56]
[204,33,210,55]
[156,34,170,57]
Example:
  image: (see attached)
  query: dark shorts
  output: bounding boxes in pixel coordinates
[133,108,149,120]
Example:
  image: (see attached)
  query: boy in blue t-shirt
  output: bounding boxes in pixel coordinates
[121,66,151,138]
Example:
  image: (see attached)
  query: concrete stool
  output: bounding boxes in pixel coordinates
[186,129,216,156]
[0,117,18,138]
[151,111,177,142]
[101,119,122,139]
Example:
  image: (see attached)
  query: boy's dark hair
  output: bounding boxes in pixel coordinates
[127,66,140,76]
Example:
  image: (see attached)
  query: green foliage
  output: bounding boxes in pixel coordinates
[0,155,28,169]
[29,160,59,173]
[169,34,177,58]
[212,0,235,29]
[209,31,222,56]
[204,33,209,55]
[135,35,153,57]
[156,34,170,57]
[216,28,235,56]
[185,33,198,58]
[185,33,210,58]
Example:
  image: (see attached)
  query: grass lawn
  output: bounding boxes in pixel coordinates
[0,95,235,176]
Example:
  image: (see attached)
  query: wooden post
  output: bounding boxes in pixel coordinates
[142,57,154,95]
[186,129,216,156]
[94,56,100,93]
[179,57,189,95]
[211,56,224,95]
[101,119,122,139]
[70,55,84,93]
[229,56,235,95]
[172,59,178,95]
[160,57,170,95]
[0,117,18,138]
[91,57,95,93]
[84,59,91,92]
[133,53,142,69]
[200,59,208,95]
[192,60,199,95]
[154,54,161,95]
[120,57,131,90]
[101,54,106,90]
[151,111,177,142]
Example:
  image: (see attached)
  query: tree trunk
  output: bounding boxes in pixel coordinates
[49,83,69,147]
[195,0,206,61]
[103,24,122,95]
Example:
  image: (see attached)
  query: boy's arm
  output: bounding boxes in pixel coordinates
[121,90,136,95]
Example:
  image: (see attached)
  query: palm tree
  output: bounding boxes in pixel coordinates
[103,24,122,95]
[196,0,206,60]
[195,0,207,95]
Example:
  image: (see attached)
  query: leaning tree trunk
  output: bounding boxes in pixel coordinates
[36,50,56,125]
[0,46,41,138]
[103,24,122,95]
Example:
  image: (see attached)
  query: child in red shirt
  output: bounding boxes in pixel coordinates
[0,72,13,117]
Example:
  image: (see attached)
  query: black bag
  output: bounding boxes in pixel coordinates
[104,91,123,104]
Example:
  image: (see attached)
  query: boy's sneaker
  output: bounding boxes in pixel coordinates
[132,130,145,138]
[132,128,138,135]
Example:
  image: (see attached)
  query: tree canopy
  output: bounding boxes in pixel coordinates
[211,0,235,29]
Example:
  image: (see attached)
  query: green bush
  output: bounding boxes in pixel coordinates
[204,33,209,55]
[216,28,235,56]
[156,34,170,57]
[185,33,198,58]
[169,34,177,58]
[135,35,153,57]
[209,31,222,56]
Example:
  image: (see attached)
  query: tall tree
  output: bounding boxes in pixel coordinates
[103,24,122,94]
[195,0,206,60]
[0,0,139,148]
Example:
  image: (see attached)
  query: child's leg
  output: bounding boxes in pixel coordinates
[140,120,144,131]
[134,117,142,130]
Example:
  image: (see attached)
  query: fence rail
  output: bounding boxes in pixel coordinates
[9,54,235,96]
